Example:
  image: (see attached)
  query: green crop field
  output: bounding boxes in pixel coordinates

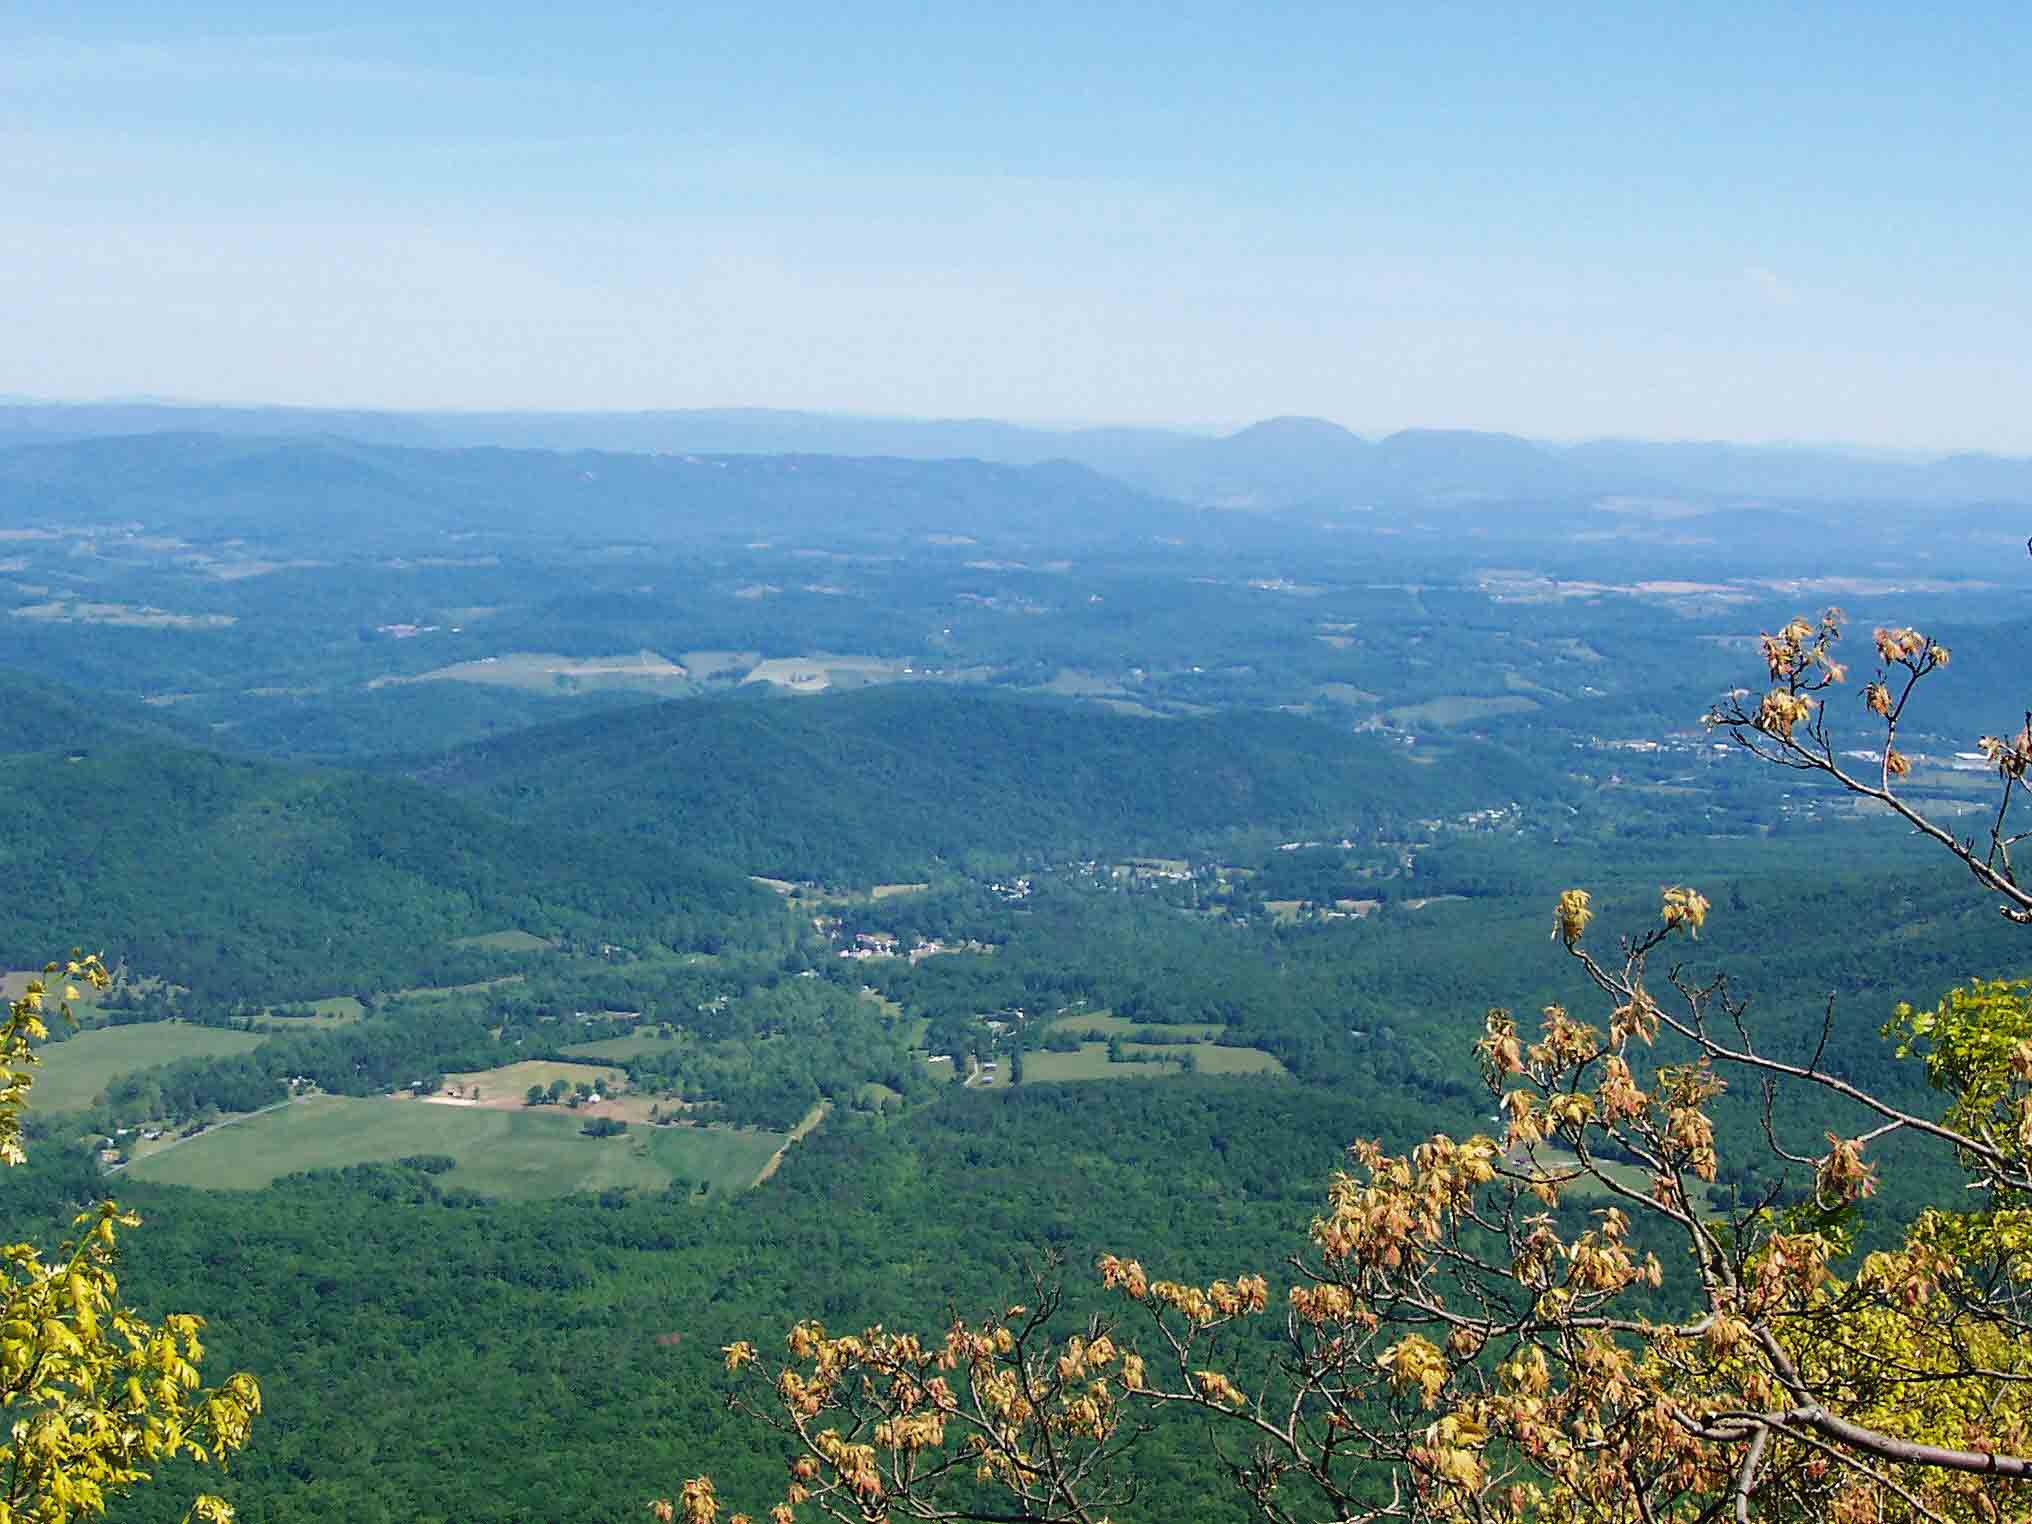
[562,1032,686,1061]
[1023,1044,1144,1081]
[1179,1044,1288,1076]
[645,1124,786,1195]
[29,1023,266,1113]
[441,1059,625,1098]
[1022,1041,1288,1084]
[385,649,693,696]
[254,994,366,1030]
[126,1095,790,1198]
[1384,694,1539,728]
[449,929,556,952]
[1044,1012,1228,1041]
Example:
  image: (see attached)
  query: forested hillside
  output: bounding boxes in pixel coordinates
[412,686,1564,880]
[0,737,773,1000]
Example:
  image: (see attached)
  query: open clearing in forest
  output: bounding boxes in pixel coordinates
[127,1094,787,1198]
[393,974,524,1000]
[435,1059,627,1105]
[1023,1041,1287,1084]
[563,1031,686,1062]
[681,649,762,680]
[1045,1012,1227,1041]
[28,1023,265,1113]
[1384,694,1538,728]
[0,970,115,1035]
[450,929,556,952]
[253,994,367,1030]
[1037,668,1129,698]
[374,650,691,694]
[10,600,234,629]
[740,653,913,693]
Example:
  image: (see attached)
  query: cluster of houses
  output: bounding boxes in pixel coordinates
[832,930,993,963]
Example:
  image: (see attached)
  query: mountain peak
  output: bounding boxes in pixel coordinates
[1226,416,1366,446]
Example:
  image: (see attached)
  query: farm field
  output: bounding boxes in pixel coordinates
[439,1058,626,1100]
[449,929,556,952]
[1037,668,1129,697]
[1023,1041,1287,1084]
[562,1032,685,1061]
[376,649,692,694]
[1183,1044,1290,1076]
[741,653,904,693]
[649,1121,792,1194]
[394,974,525,1000]
[1044,1012,1227,1041]
[255,994,366,1030]
[680,649,762,680]
[1384,694,1538,728]
[1314,682,1382,705]
[127,1094,789,1198]
[28,1023,266,1113]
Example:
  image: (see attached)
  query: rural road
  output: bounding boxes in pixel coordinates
[750,1100,831,1187]
[106,1093,307,1173]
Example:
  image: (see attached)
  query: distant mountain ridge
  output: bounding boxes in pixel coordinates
[0,431,1191,547]
[4,400,2030,507]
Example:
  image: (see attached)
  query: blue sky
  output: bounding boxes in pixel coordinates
[6,2,2029,449]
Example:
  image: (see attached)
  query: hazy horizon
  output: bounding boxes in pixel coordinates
[0,393,2006,463]
[8,2,2029,453]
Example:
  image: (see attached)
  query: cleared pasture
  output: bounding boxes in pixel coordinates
[563,1032,686,1062]
[450,929,555,952]
[439,1058,626,1099]
[378,650,690,694]
[856,1082,905,1111]
[1023,1041,1287,1084]
[1384,694,1538,729]
[255,994,367,1030]
[1180,1045,1288,1075]
[128,1095,788,1198]
[681,649,762,680]
[28,1023,265,1113]
[1045,1011,1226,1041]
[646,1124,787,1194]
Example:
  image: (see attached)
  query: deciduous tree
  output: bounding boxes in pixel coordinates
[1,955,260,1524]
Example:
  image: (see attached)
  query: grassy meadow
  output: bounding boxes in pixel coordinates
[449,929,556,952]
[126,1094,788,1199]
[28,1023,266,1113]
[1024,1041,1287,1084]
[1044,1011,1228,1041]
[562,1031,687,1062]
[439,1058,625,1099]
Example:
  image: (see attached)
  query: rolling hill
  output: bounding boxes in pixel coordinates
[0,723,771,1001]
[410,685,1564,881]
